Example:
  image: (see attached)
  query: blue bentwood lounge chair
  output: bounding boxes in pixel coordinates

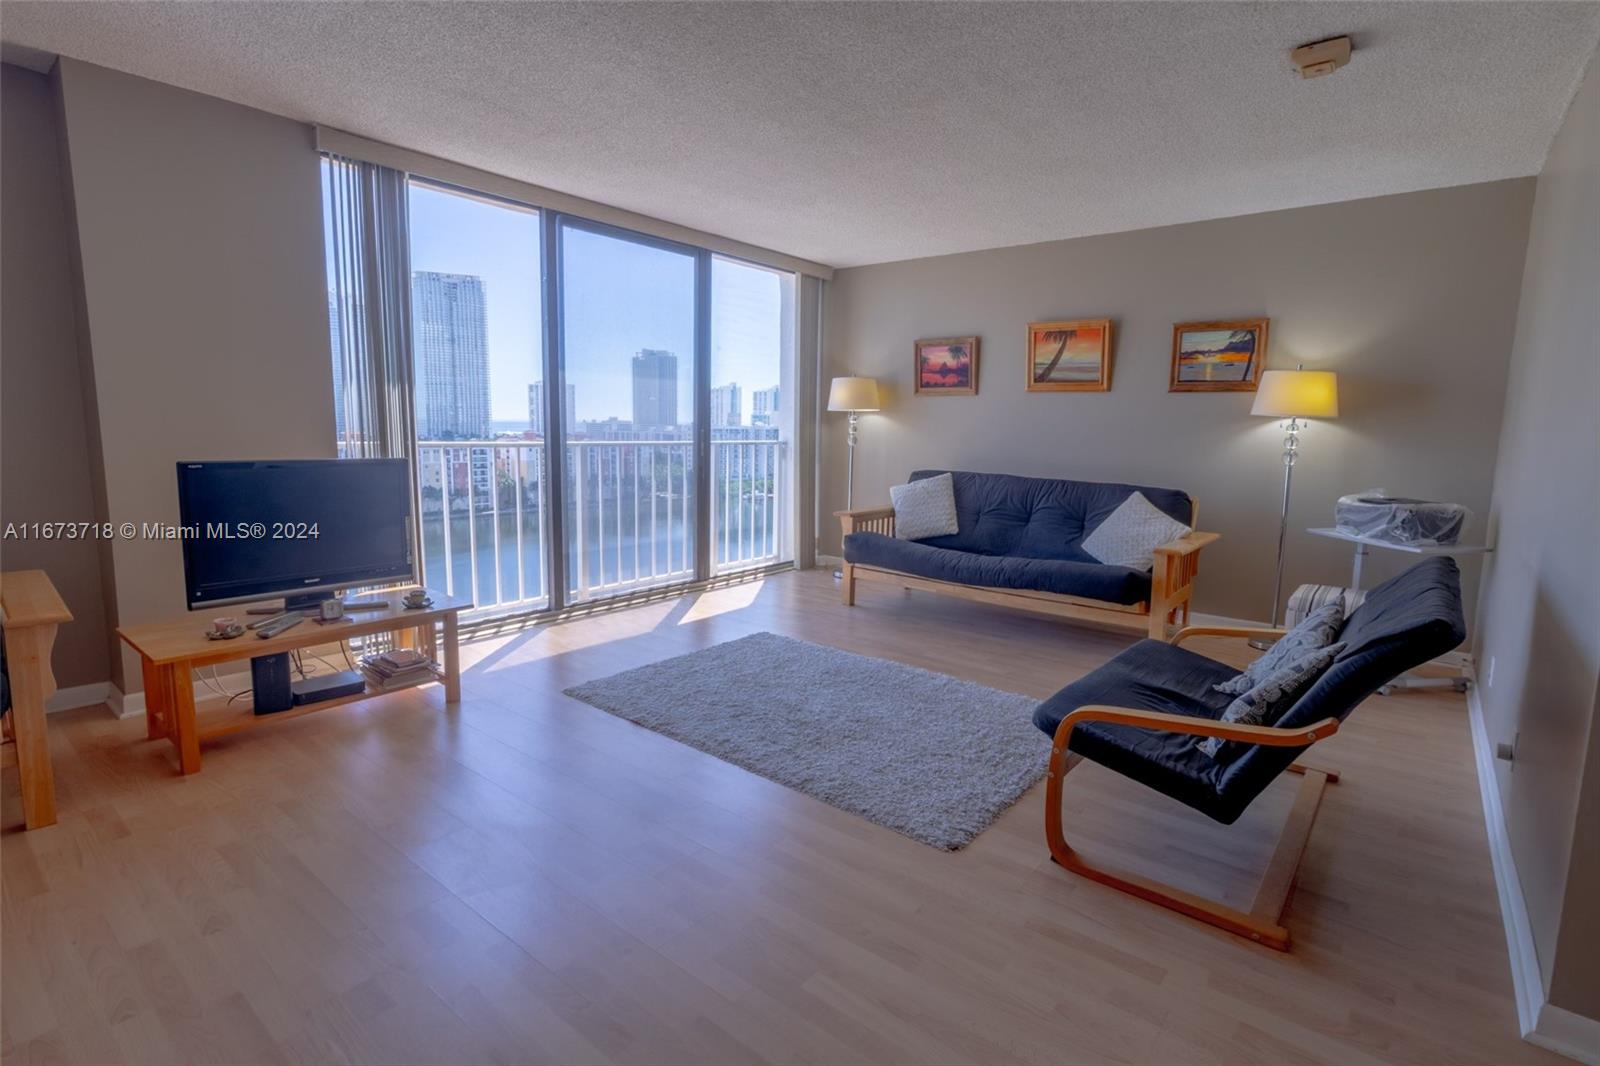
[1032,558,1467,949]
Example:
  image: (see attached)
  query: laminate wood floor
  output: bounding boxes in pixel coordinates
[1,569,1556,1065]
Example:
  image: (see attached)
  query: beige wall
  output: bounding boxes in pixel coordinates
[52,58,335,690]
[0,63,111,689]
[1474,47,1600,1021]
[821,179,1536,624]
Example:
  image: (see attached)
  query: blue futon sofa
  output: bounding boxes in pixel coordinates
[838,470,1218,638]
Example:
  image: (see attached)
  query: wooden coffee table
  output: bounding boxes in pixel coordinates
[117,588,470,775]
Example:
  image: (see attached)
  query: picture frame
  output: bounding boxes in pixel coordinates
[1026,319,1113,392]
[913,336,979,396]
[1169,318,1269,392]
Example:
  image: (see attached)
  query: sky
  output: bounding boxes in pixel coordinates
[404,181,785,426]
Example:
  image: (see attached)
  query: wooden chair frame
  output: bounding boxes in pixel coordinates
[1,571,72,830]
[837,505,1219,639]
[1044,624,1340,950]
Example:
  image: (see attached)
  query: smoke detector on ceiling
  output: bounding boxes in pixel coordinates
[1291,36,1353,79]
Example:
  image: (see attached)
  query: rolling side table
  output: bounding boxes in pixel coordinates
[1306,527,1492,692]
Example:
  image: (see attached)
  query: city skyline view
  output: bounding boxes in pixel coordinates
[406,298,783,440]
[321,160,795,615]
[406,181,786,433]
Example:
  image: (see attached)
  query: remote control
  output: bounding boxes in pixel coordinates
[247,612,290,631]
[341,597,391,612]
[255,613,305,639]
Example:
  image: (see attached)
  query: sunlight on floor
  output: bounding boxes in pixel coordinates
[677,580,765,624]
[464,597,683,674]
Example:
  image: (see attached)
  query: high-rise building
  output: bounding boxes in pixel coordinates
[328,293,346,442]
[528,381,576,437]
[578,417,641,441]
[751,385,779,427]
[711,383,742,428]
[327,290,368,447]
[631,349,678,430]
[412,271,490,439]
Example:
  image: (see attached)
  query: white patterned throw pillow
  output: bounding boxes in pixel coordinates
[890,473,959,540]
[1198,642,1345,758]
[1080,492,1191,570]
[1215,601,1345,697]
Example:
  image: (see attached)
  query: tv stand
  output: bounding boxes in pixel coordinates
[117,588,469,775]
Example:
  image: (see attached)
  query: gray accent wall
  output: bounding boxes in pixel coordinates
[51,58,335,690]
[1475,47,1600,1022]
[0,63,111,689]
[820,179,1537,624]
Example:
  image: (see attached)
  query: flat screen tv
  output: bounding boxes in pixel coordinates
[176,459,414,609]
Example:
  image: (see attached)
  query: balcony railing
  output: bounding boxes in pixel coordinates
[416,438,787,615]
[710,438,786,575]
[568,440,694,601]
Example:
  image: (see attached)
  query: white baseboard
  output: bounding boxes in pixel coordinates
[90,675,252,721]
[105,684,144,720]
[45,681,113,713]
[43,680,139,719]
[1535,1004,1600,1066]
[1188,610,1268,629]
[1467,684,1600,1065]
[816,553,843,568]
[1468,685,1546,1037]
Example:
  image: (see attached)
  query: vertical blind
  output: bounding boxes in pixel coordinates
[322,155,417,460]
[797,273,824,569]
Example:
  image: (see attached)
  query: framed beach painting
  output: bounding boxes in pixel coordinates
[1169,318,1268,392]
[1026,319,1113,392]
[914,336,979,395]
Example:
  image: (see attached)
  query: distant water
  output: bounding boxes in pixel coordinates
[1034,361,1100,382]
[419,498,781,609]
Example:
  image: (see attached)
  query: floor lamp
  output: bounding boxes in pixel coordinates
[1250,368,1339,646]
[828,376,881,577]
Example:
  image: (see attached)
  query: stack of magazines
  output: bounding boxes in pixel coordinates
[359,648,440,691]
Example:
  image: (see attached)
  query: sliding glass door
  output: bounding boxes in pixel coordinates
[710,255,796,573]
[408,181,550,612]
[557,220,700,603]
[326,161,798,618]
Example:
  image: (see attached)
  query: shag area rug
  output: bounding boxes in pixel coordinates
[563,631,1048,849]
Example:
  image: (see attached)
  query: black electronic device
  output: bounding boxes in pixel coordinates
[290,670,367,706]
[250,652,294,714]
[175,459,414,610]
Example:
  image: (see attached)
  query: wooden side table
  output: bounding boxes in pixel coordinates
[117,589,470,775]
[1,570,72,829]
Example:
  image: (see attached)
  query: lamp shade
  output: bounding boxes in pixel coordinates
[1251,370,1339,418]
[827,376,881,412]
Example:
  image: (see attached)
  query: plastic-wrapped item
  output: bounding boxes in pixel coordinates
[1334,489,1469,546]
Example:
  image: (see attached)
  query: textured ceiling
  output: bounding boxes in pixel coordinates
[3,2,1597,267]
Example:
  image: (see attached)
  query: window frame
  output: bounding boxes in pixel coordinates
[322,160,799,620]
